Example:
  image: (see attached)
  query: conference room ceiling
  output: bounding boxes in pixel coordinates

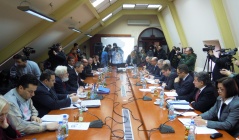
[0,0,172,65]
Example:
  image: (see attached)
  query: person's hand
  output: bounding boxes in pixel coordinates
[71,96,79,103]
[155,79,159,83]
[88,83,93,89]
[194,118,207,127]
[31,116,42,123]
[174,77,180,83]
[53,50,57,55]
[78,86,84,93]
[69,93,76,97]
[46,122,59,131]
[0,117,9,129]
[162,82,166,87]
[220,69,232,76]
[208,50,214,56]
[165,96,176,101]
[177,55,181,59]
[149,75,154,79]
[234,60,239,66]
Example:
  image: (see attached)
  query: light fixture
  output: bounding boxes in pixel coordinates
[17,6,56,22]
[102,13,112,22]
[123,4,135,9]
[147,4,162,9]
[68,27,82,33]
[85,34,93,38]
[92,0,104,7]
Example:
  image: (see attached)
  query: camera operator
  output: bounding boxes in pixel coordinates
[48,43,67,70]
[208,50,231,82]
[177,47,197,76]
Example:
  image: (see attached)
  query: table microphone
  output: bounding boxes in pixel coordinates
[135,82,142,86]
[142,93,152,101]
[87,111,103,128]
[159,120,175,133]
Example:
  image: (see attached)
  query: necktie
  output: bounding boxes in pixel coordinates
[220,103,227,117]
[195,89,201,102]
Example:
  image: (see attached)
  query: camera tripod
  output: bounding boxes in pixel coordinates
[203,54,213,79]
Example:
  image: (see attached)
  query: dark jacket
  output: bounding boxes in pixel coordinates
[154,49,167,60]
[174,74,194,96]
[67,66,86,88]
[32,82,71,117]
[164,72,178,90]
[92,62,100,70]
[176,84,217,112]
[54,76,76,95]
[126,55,137,66]
[48,50,67,70]
[81,65,93,80]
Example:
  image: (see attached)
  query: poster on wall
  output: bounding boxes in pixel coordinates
[101,37,135,64]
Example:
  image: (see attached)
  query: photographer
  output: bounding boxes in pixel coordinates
[48,43,67,70]
[177,47,197,76]
[208,50,231,82]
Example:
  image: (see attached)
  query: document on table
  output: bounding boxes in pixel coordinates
[139,89,151,92]
[165,92,178,97]
[68,122,90,130]
[178,118,218,134]
[81,100,101,107]
[60,104,78,110]
[41,114,69,122]
[173,104,193,110]
[167,100,189,105]
[174,111,198,116]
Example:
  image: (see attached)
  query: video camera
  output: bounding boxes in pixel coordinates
[202,45,215,52]
[22,47,35,57]
[220,48,238,56]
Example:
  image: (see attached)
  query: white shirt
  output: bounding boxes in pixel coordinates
[217,96,234,118]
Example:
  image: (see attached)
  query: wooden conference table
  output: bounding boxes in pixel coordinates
[21,69,234,140]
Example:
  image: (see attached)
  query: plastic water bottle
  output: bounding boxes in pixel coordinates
[168,104,175,121]
[159,90,164,99]
[79,110,84,122]
[62,115,69,137]
[159,97,164,108]
[90,86,95,99]
[142,78,147,89]
[57,121,64,140]
[188,120,196,140]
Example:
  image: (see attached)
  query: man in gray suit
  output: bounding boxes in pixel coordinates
[194,77,239,138]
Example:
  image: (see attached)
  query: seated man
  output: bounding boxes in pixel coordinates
[161,64,177,90]
[154,59,165,81]
[4,74,58,135]
[54,65,77,94]
[81,59,98,80]
[68,62,87,88]
[32,69,79,117]
[173,64,194,96]
[167,71,217,112]
[92,55,100,70]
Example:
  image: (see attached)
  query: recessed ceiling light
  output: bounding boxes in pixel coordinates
[148,4,162,9]
[92,0,104,7]
[123,4,135,9]
[102,13,113,21]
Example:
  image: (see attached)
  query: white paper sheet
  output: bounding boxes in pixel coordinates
[60,104,78,110]
[178,118,218,134]
[167,100,189,105]
[41,114,69,122]
[175,111,198,116]
[173,104,193,110]
[139,89,151,92]
[165,92,178,97]
[81,100,101,107]
[68,122,90,130]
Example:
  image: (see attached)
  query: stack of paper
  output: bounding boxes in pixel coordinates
[173,104,193,110]
[41,114,69,122]
[81,100,101,108]
[139,89,151,92]
[165,92,178,97]
[178,118,218,134]
[167,100,189,105]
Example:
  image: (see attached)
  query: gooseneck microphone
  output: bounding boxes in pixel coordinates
[142,92,152,101]
[87,111,103,128]
[159,119,175,133]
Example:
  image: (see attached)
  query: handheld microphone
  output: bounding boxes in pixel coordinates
[159,120,175,134]
[142,92,152,101]
[87,111,103,128]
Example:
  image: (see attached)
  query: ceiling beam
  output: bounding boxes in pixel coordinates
[85,1,100,19]
[0,0,88,64]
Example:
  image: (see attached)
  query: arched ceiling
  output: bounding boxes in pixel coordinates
[0,0,172,66]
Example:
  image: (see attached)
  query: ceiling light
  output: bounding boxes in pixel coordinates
[92,0,104,7]
[17,6,56,22]
[68,27,81,33]
[147,5,162,9]
[85,34,93,38]
[123,4,135,9]
[158,5,163,10]
[102,13,112,22]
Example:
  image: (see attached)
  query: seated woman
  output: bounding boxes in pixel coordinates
[0,96,20,139]
[125,51,136,67]
[194,77,239,138]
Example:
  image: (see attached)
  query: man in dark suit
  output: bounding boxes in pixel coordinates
[32,69,79,117]
[148,57,160,76]
[161,64,177,90]
[68,61,87,88]
[173,64,194,96]
[154,59,165,81]
[81,59,98,80]
[54,66,77,94]
[167,71,217,112]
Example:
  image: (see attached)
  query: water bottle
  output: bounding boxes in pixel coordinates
[159,97,164,108]
[188,120,196,140]
[142,78,146,89]
[93,84,98,97]
[57,121,64,140]
[168,104,175,121]
[159,90,164,99]
[90,86,95,99]
[79,110,84,122]
[62,115,69,137]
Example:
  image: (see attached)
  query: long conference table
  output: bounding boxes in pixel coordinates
[21,68,234,140]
